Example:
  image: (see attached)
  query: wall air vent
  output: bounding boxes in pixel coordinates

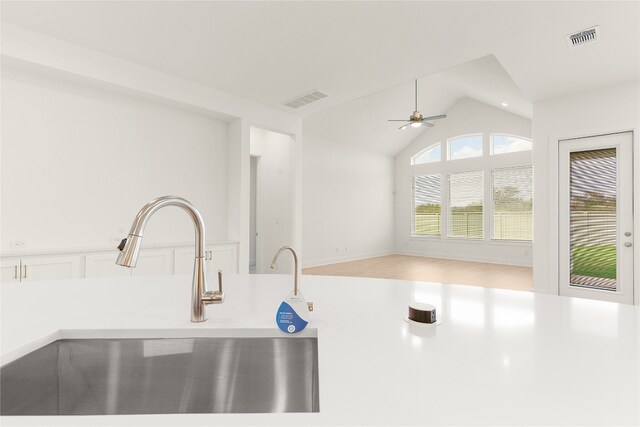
[283,90,328,109]
[566,26,600,47]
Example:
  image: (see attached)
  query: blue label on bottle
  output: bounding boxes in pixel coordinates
[276,301,309,334]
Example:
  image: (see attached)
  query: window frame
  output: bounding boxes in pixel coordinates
[490,133,533,156]
[447,133,484,161]
[410,142,442,165]
[447,169,484,240]
[410,132,533,244]
[490,164,534,242]
[411,173,443,238]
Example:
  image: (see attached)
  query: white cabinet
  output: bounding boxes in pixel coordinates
[211,245,238,274]
[1,258,22,283]
[174,247,197,275]
[86,248,173,278]
[85,253,131,278]
[1,255,81,283]
[2,242,238,282]
[132,248,173,277]
[174,244,238,275]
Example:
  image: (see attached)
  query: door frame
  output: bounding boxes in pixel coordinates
[548,123,637,305]
[558,132,634,303]
[250,154,261,273]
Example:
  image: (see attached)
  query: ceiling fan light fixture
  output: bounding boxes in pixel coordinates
[388,79,447,130]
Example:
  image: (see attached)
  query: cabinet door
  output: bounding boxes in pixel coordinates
[85,253,132,278]
[175,246,238,275]
[174,247,195,275]
[21,255,81,282]
[210,246,238,274]
[1,259,22,284]
[131,248,173,277]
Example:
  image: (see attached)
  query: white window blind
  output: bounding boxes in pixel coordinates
[413,174,441,236]
[569,149,617,291]
[448,171,483,238]
[492,166,533,240]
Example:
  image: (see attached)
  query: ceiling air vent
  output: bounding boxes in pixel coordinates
[566,26,600,47]
[283,90,328,109]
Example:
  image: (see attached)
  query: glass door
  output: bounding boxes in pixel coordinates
[559,132,634,304]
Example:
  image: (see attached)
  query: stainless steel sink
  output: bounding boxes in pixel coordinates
[1,337,319,415]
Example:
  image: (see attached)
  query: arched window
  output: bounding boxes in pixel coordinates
[447,134,483,160]
[410,132,533,242]
[411,143,441,165]
[491,134,532,155]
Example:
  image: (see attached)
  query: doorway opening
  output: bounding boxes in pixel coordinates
[249,127,295,274]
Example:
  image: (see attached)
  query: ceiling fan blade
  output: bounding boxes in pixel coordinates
[399,123,410,130]
[388,119,410,122]
[422,122,435,127]
[421,114,447,121]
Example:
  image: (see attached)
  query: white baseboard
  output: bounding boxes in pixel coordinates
[302,249,532,268]
[302,250,395,269]
[396,249,532,267]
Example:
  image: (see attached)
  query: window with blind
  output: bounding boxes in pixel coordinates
[413,174,441,236]
[448,171,483,238]
[569,149,617,290]
[492,166,533,241]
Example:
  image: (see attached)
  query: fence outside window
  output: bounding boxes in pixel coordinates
[493,211,532,240]
[414,211,536,240]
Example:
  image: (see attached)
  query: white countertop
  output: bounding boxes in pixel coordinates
[1,273,638,426]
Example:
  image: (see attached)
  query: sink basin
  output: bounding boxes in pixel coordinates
[1,336,319,415]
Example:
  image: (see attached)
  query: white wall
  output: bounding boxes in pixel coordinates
[250,128,295,273]
[302,134,395,267]
[532,80,640,304]
[0,67,229,253]
[1,23,303,273]
[395,97,533,266]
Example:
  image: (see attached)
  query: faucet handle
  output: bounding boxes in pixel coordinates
[203,289,224,304]
[203,270,225,305]
[117,238,127,251]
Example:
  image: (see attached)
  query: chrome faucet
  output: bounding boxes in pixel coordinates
[270,246,313,311]
[116,196,224,322]
[270,246,300,295]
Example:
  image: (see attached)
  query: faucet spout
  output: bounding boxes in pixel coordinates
[116,196,223,322]
[270,246,299,296]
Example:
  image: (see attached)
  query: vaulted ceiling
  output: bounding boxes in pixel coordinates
[2,1,638,155]
[303,54,532,156]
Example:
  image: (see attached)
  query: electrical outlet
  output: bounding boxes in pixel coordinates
[10,240,27,249]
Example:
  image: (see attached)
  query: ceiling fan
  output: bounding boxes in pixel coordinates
[388,79,447,130]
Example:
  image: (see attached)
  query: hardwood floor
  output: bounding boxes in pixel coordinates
[302,254,533,292]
